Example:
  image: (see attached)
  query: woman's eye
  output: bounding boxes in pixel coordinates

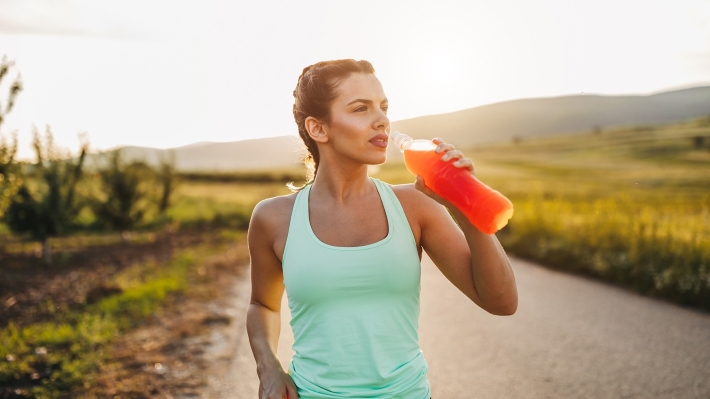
[381,107,388,114]
[354,106,367,112]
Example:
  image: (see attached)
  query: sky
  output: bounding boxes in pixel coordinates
[0,0,709,160]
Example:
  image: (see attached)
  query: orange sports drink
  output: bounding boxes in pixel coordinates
[390,131,514,234]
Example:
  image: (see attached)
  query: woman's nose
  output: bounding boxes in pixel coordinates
[375,113,390,131]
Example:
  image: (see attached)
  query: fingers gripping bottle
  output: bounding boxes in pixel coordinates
[391,131,514,234]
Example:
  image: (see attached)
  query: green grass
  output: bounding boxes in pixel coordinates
[178,168,306,184]
[0,242,222,397]
[1,231,158,255]
[166,181,292,229]
[497,194,710,308]
[374,117,710,310]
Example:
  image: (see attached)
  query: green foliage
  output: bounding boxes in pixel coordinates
[0,55,23,129]
[91,149,151,231]
[0,132,18,175]
[0,314,115,397]
[157,150,178,215]
[4,127,88,243]
[497,194,710,308]
[95,270,186,323]
[0,56,22,218]
[0,245,208,397]
[168,194,252,229]
[0,156,20,219]
[178,169,305,184]
[167,181,290,229]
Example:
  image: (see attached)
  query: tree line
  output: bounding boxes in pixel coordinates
[0,57,178,265]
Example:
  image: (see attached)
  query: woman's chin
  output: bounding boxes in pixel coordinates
[347,150,386,167]
[367,153,387,166]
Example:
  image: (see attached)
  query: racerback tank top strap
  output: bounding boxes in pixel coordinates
[282,177,431,399]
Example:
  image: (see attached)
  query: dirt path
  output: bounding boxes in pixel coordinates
[211,255,710,398]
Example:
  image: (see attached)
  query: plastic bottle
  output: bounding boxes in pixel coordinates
[390,131,514,234]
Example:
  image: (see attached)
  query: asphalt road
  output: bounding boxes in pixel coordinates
[213,255,710,398]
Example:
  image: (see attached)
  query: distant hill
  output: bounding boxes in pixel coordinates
[100,86,710,171]
[88,136,306,171]
[389,86,710,149]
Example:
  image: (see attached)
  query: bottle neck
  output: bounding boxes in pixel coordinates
[390,131,438,152]
[391,131,413,152]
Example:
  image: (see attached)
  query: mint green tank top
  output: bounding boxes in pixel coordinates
[282,177,431,399]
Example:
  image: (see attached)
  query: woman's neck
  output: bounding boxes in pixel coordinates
[310,160,374,204]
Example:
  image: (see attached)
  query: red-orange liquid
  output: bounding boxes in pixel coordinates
[403,146,514,234]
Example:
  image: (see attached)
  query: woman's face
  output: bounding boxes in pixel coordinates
[323,73,390,165]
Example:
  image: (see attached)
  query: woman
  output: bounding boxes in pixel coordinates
[246,59,518,399]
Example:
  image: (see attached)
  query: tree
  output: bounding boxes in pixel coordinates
[0,56,23,129]
[156,149,178,216]
[92,149,150,237]
[4,126,88,265]
[0,132,19,216]
[0,56,22,216]
[0,132,17,173]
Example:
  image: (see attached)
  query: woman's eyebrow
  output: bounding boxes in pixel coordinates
[346,98,389,106]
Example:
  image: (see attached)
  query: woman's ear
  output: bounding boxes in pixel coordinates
[305,116,329,144]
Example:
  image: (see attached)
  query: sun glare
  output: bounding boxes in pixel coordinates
[421,49,462,89]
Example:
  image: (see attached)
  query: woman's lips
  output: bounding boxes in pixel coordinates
[369,134,388,148]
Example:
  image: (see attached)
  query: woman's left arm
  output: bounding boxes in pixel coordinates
[415,139,518,316]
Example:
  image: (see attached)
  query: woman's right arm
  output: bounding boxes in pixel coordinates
[246,199,299,399]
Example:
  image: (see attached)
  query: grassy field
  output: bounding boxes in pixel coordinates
[166,181,294,229]
[377,116,710,309]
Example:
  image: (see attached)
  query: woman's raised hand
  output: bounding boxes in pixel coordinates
[258,368,299,399]
[432,137,475,173]
[413,138,475,207]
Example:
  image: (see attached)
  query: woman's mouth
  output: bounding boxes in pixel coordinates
[369,134,388,148]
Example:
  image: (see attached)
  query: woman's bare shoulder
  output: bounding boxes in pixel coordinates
[388,181,447,224]
[389,182,436,208]
[251,192,299,230]
[249,192,299,261]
